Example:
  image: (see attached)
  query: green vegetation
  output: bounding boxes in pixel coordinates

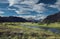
[0,22,60,39]
[19,22,60,28]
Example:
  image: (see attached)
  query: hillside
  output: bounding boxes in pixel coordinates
[0,16,28,22]
[43,12,60,23]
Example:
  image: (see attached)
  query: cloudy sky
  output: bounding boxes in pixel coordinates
[0,0,60,20]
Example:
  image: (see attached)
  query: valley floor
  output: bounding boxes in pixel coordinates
[0,22,60,39]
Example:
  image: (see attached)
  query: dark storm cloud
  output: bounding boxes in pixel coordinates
[36,0,57,4]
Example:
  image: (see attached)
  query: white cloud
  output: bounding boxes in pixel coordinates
[13,3,47,14]
[18,15,36,19]
[0,0,59,20]
[24,15,45,20]
[20,0,34,5]
[54,0,60,10]
[8,0,39,6]
[7,0,48,20]
[7,0,53,19]
[33,3,47,13]
[20,0,39,5]
[16,10,31,14]
[55,0,60,4]
[35,14,46,20]
[18,14,46,20]
[8,0,47,14]
[8,0,15,6]
[15,6,33,14]
[49,0,60,11]
[20,0,47,13]
[8,0,25,6]
[0,11,4,14]
[50,5,60,10]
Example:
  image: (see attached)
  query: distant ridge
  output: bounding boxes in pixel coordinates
[0,16,28,22]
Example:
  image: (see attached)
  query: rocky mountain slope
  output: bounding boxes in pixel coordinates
[43,12,60,23]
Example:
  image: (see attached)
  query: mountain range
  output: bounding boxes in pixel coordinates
[0,11,60,23]
[0,16,28,22]
[0,16,39,22]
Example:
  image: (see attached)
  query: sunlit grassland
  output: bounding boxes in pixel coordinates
[0,22,60,39]
[0,22,60,29]
[21,22,60,28]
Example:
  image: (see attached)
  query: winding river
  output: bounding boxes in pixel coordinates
[20,24,60,34]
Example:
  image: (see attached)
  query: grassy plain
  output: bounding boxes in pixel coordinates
[0,22,60,39]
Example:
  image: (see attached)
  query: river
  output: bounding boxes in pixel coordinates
[20,24,60,34]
